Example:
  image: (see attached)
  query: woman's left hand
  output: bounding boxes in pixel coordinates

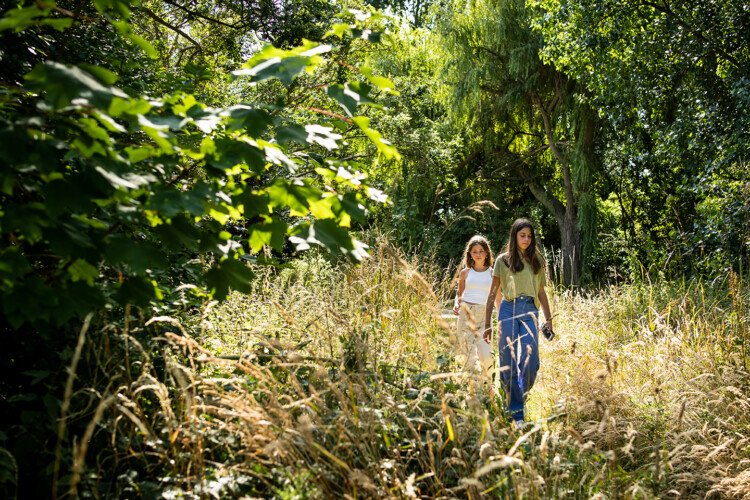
[483,327,492,344]
[541,318,555,340]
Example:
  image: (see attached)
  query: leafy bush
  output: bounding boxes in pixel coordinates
[0,2,399,496]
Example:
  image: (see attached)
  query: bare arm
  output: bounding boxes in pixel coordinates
[483,276,502,343]
[537,284,552,329]
[453,269,468,316]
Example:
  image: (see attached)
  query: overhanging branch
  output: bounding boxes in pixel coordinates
[138,6,203,53]
[163,0,241,29]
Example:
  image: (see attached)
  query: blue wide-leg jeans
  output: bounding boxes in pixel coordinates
[498,296,540,423]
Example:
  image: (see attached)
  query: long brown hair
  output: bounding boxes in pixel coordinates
[461,235,493,270]
[501,218,544,274]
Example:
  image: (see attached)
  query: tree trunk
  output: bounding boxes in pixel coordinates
[530,91,585,286]
[517,158,583,287]
[558,211,581,286]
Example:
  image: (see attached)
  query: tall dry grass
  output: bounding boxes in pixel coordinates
[60,238,750,499]
[534,274,750,498]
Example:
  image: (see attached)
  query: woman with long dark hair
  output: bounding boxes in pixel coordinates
[483,219,553,426]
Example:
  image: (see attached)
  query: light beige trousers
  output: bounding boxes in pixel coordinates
[457,302,493,384]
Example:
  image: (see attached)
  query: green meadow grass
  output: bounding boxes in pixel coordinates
[63,240,750,498]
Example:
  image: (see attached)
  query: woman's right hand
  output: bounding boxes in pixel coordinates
[452,303,460,316]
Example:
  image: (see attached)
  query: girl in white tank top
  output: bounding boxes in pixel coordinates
[453,235,501,387]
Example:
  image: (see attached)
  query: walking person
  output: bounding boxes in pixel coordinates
[483,219,553,426]
[453,235,501,387]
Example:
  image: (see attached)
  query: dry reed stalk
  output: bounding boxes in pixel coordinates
[52,312,93,500]
[68,393,118,496]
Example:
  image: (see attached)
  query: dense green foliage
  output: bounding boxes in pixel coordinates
[531,0,750,277]
[435,0,602,285]
[0,1,398,496]
[0,2,397,330]
[362,0,749,281]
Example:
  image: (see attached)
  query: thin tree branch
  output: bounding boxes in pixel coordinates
[531,91,575,216]
[503,130,544,149]
[547,74,562,115]
[531,92,567,167]
[306,107,352,123]
[473,45,506,63]
[162,0,242,29]
[487,146,566,221]
[40,1,100,22]
[337,153,375,161]
[138,6,203,53]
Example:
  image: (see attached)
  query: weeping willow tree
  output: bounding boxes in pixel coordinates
[437,0,601,285]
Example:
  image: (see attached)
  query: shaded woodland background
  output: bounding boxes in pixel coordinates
[0,0,748,498]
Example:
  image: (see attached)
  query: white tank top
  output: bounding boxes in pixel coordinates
[463,267,493,304]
